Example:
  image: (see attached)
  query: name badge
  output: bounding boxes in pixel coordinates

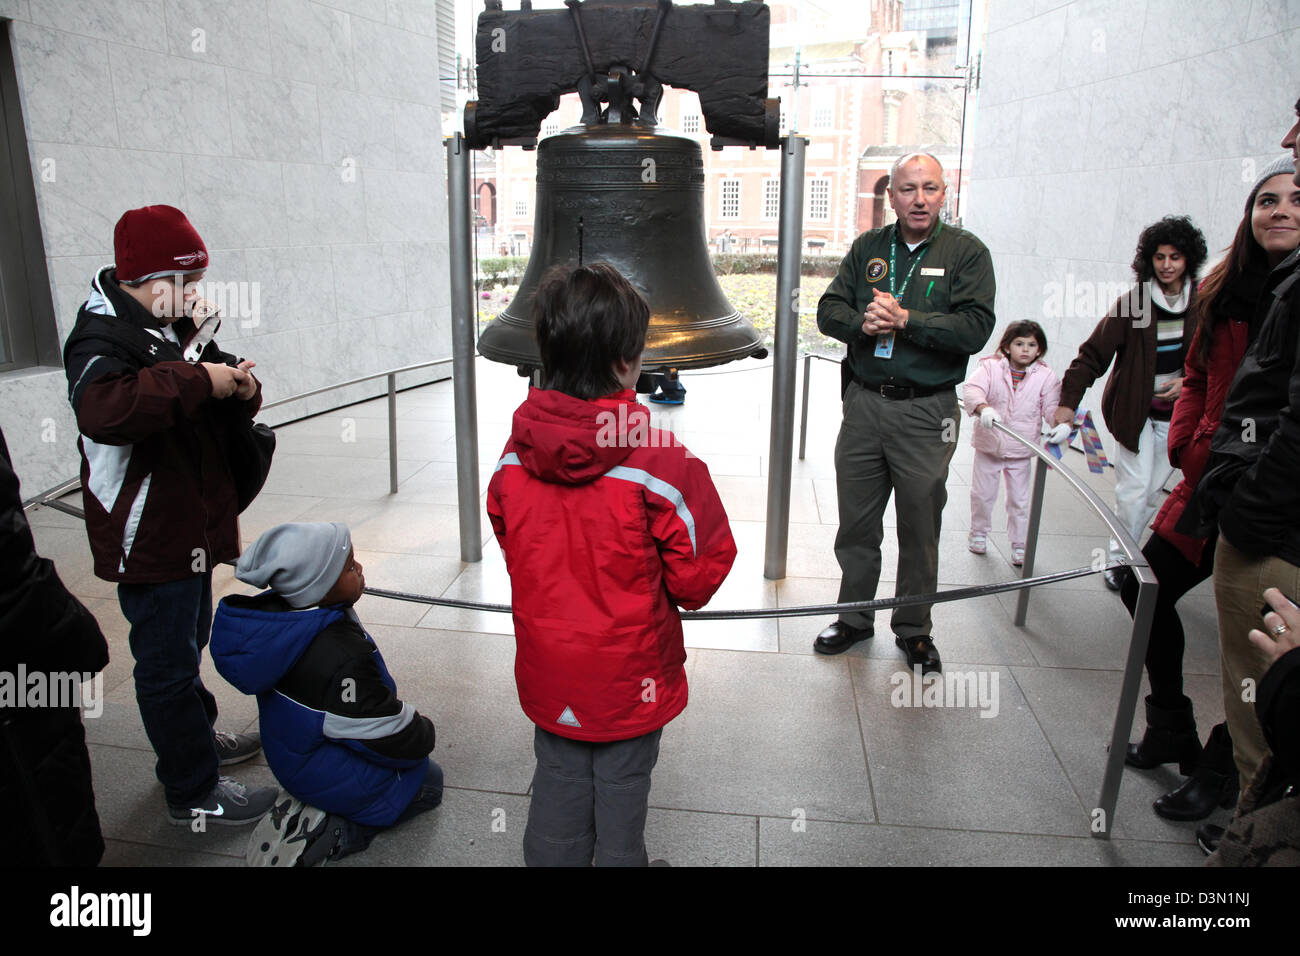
[874,332,895,359]
[919,267,945,277]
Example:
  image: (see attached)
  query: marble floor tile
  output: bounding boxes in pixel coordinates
[757,818,1205,866]
[851,657,1088,837]
[1011,664,1228,842]
[362,624,536,795]
[650,649,876,824]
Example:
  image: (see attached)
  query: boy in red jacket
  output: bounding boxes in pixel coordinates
[487,263,737,867]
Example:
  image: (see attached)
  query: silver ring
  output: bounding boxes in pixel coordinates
[1272,623,1290,637]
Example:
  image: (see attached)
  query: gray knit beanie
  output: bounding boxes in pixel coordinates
[236,522,352,609]
[1251,154,1297,198]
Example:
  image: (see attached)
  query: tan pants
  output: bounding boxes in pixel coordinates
[1212,535,1300,787]
[833,383,959,638]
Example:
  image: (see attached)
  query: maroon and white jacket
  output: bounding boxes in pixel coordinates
[62,266,260,583]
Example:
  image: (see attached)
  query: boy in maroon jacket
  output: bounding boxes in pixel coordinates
[62,206,277,826]
[487,263,736,866]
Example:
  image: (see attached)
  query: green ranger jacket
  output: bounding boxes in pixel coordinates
[817,221,997,390]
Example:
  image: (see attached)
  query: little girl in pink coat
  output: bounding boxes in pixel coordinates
[964,321,1070,565]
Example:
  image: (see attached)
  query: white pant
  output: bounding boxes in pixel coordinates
[1109,418,1173,562]
[970,451,1033,547]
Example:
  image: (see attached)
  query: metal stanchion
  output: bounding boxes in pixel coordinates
[1096,566,1158,839]
[387,372,398,495]
[798,353,811,461]
[763,135,807,580]
[446,133,483,563]
[1014,454,1050,625]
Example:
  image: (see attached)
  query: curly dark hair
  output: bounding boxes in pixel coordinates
[1131,215,1208,283]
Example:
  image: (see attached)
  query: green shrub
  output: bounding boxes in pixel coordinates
[477,256,528,284]
[711,253,842,277]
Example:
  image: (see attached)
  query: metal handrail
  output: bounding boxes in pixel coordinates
[20,355,454,510]
[796,353,1139,559]
[259,356,452,411]
[795,351,1158,841]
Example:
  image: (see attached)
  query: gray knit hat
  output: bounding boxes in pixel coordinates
[236,522,352,609]
[1251,154,1297,198]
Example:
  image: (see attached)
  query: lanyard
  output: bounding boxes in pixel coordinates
[874,225,936,361]
[888,226,933,302]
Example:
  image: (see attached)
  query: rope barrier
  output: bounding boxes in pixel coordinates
[363,562,1116,620]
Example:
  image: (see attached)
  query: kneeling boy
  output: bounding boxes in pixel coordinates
[211,522,442,865]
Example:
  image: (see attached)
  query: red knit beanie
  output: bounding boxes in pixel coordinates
[113,205,209,283]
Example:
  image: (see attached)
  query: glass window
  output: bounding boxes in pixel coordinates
[762,179,780,220]
[513,196,528,217]
[808,178,830,221]
[720,179,741,220]
[682,113,700,134]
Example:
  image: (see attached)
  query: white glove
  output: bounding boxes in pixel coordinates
[979,406,1001,428]
[1047,422,1072,445]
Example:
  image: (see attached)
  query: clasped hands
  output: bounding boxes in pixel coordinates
[860,288,908,336]
[201,359,258,401]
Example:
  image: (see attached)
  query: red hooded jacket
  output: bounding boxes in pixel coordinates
[487,388,736,743]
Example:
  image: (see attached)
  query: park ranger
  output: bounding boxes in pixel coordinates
[814,152,996,674]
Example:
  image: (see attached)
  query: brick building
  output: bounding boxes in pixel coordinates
[471,0,968,260]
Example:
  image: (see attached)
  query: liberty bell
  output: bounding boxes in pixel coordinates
[476,69,768,376]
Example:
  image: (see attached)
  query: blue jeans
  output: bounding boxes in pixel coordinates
[651,373,686,399]
[117,572,219,807]
[341,759,444,857]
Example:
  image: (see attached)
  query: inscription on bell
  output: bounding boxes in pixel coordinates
[537,168,704,186]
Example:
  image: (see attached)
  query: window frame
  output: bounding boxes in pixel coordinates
[719,178,741,220]
[807,177,831,223]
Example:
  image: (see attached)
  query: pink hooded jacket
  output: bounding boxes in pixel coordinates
[963,354,1062,459]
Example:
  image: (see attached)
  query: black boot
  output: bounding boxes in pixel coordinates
[1153,723,1238,821]
[1125,695,1201,773]
[1196,823,1224,856]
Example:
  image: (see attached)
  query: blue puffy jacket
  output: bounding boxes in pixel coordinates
[211,592,435,826]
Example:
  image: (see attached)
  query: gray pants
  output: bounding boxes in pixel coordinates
[833,382,959,639]
[523,726,662,867]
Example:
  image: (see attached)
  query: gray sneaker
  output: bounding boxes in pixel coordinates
[247,797,335,866]
[214,730,261,766]
[168,776,278,827]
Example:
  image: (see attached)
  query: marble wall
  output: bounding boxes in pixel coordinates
[967,0,1298,452]
[0,0,452,493]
